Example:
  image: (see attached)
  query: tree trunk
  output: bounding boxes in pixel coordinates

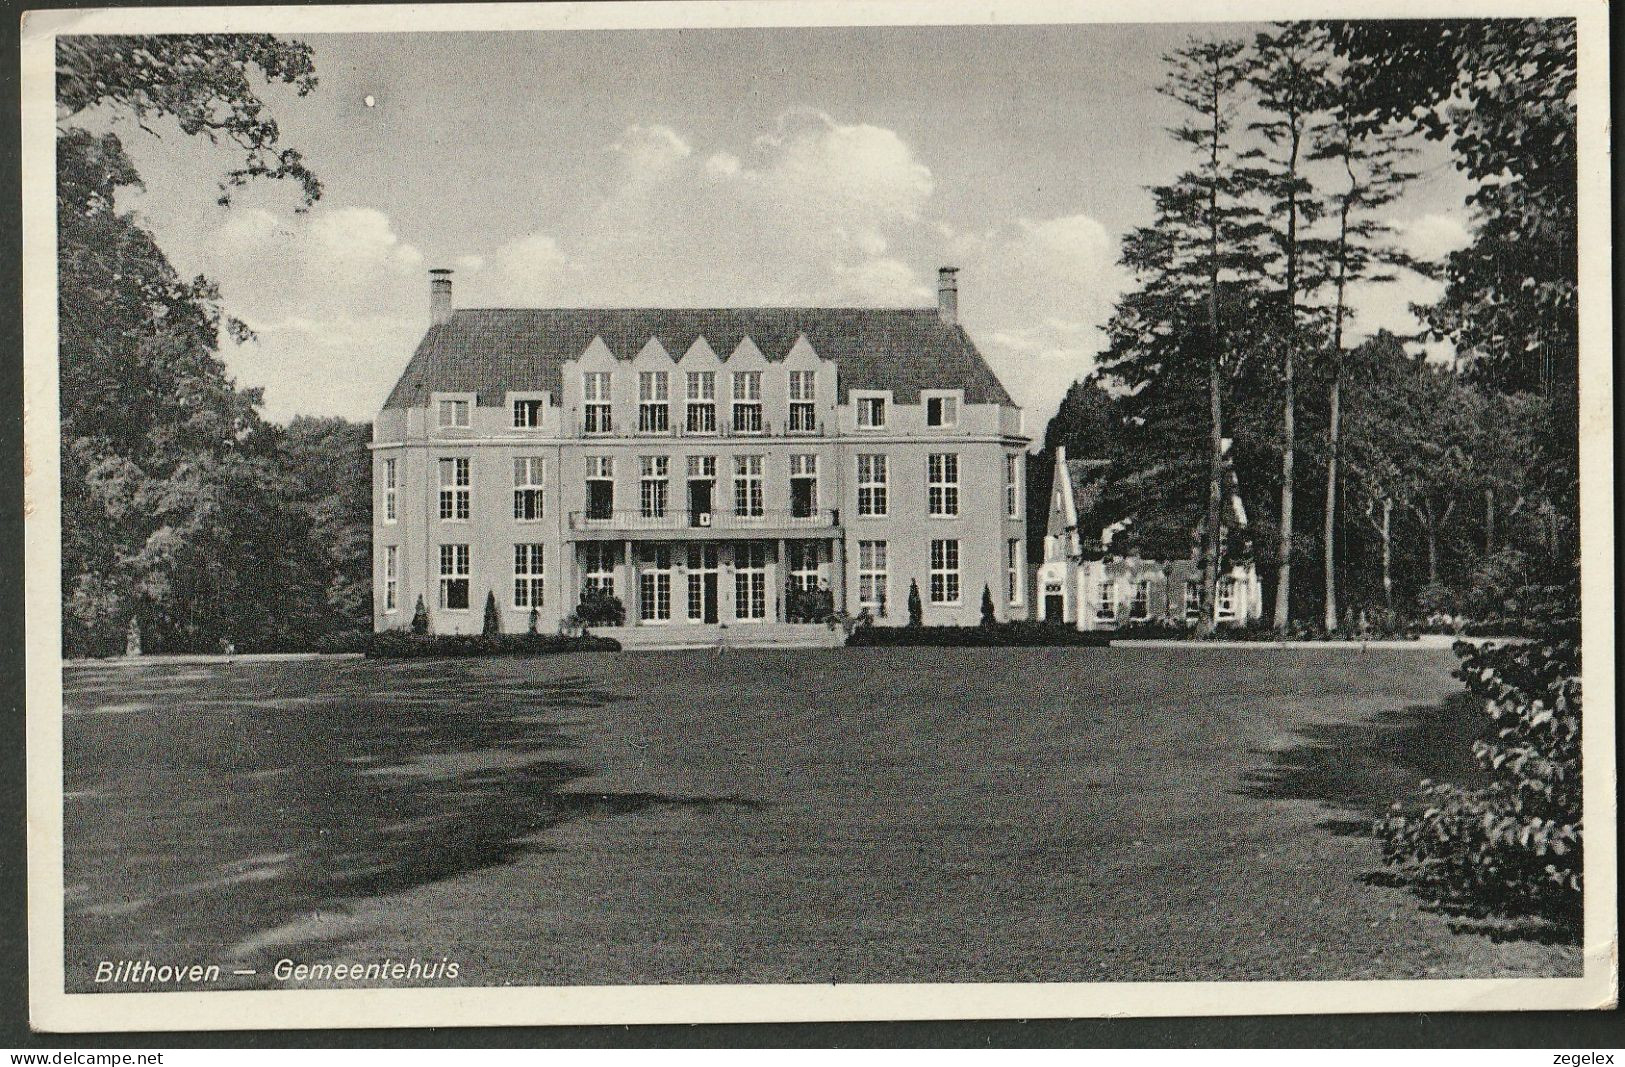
[1199,76,1225,636]
[1484,487,1495,555]
[1275,347,1295,629]
[1323,365,1341,631]
[1380,498,1393,614]
[1425,521,1439,585]
[1274,124,1303,632]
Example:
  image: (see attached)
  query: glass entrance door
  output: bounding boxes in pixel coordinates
[733,543,767,621]
[686,545,719,623]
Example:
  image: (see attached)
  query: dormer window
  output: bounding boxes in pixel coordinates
[583,372,613,434]
[438,398,470,429]
[686,371,717,434]
[855,392,888,430]
[512,398,544,428]
[924,392,959,428]
[638,371,670,433]
[788,371,817,433]
[731,372,762,434]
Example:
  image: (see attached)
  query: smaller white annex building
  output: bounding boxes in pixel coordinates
[1036,446,1262,631]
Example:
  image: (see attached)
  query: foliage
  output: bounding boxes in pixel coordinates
[410,596,429,635]
[846,622,1111,648]
[573,589,626,627]
[364,631,621,660]
[57,35,322,206]
[482,590,502,636]
[906,580,924,627]
[56,32,370,657]
[1377,606,1581,933]
[980,585,997,627]
[1326,19,1577,398]
[785,583,836,624]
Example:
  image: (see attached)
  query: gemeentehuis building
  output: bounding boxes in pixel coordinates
[371,267,1030,635]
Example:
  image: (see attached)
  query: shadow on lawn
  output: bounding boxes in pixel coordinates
[1238,692,1493,838]
[64,660,752,987]
[1239,693,1578,949]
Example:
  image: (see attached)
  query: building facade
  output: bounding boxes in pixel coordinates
[372,268,1030,635]
[1036,446,1262,631]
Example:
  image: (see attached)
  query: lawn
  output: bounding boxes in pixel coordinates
[61,647,1579,991]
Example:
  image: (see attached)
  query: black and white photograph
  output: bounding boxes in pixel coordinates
[18,0,1615,1032]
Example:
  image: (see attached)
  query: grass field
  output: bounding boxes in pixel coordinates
[61,647,1580,991]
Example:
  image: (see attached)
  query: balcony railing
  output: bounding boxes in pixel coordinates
[569,508,841,532]
[573,416,830,440]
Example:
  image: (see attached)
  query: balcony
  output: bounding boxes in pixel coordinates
[568,508,841,537]
[573,416,831,440]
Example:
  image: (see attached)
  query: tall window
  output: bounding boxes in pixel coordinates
[513,398,544,428]
[1096,578,1119,622]
[639,545,673,622]
[583,372,613,434]
[513,544,545,609]
[382,458,398,523]
[731,372,762,433]
[1184,580,1202,622]
[926,394,958,428]
[586,456,614,520]
[856,454,888,517]
[582,543,617,595]
[1217,576,1238,620]
[513,457,545,521]
[858,540,888,614]
[1007,540,1023,605]
[438,457,470,521]
[856,394,887,429]
[686,544,718,621]
[686,371,716,434]
[788,371,817,432]
[1131,578,1151,619]
[437,398,470,429]
[733,455,764,517]
[1006,454,1021,518]
[383,545,398,613]
[928,453,960,517]
[734,543,767,620]
[790,454,818,518]
[930,539,961,605]
[638,371,670,433]
[438,543,470,610]
[639,455,669,518]
[787,541,823,591]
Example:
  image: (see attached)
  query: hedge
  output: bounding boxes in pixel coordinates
[846,622,1111,648]
[364,631,621,659]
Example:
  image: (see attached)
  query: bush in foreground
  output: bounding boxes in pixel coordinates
[847,621,1110,648]
[364,631,621,659]
[1376,594,1581,934]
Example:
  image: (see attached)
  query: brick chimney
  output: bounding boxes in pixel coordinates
[936,266,959,326]
[429,269,454,326]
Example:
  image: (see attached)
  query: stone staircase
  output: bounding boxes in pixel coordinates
[593,622,846,651]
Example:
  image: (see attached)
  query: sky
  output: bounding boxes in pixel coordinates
[100,23,1476,429]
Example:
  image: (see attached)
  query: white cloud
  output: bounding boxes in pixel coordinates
[193,113,1120,429]
[952,214,1128,434]
[1394,212,1473,263]
[197,204,429,421]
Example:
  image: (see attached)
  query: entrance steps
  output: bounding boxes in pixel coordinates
[593,622,845,651]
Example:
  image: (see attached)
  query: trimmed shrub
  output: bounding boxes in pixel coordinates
[847,621,1110,648]
[410,596,429,635]
[482,590,502,636]
[575,588,626,627]
[907,579,923,627]
[980,585,996,627]
[785,583,836,623]
[1376,596,1581,934]
[365,631,621,659]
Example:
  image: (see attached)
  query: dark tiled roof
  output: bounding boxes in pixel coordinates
[382,307,1016,410]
